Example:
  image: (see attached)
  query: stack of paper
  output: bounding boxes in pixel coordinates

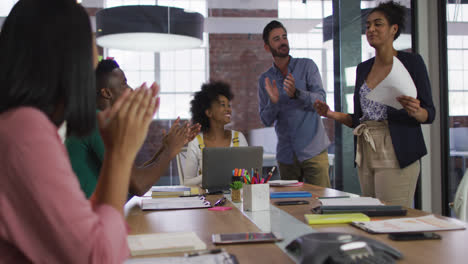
[141,197,211,211]
[352,214,466,233]
[128,232,207,256]
[304,213,370,224]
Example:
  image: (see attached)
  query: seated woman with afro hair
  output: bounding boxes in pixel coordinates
[183,81,248,186]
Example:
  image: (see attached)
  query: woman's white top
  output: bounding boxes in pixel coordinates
[183,130,248,186]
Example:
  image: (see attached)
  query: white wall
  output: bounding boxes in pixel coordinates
[417,1,443,214]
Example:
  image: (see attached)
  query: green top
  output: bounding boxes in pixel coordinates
[65,124,104,198]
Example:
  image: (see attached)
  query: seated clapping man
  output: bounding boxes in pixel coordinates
[66,59,200,198]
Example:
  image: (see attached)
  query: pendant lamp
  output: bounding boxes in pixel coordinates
[96,5,204,52]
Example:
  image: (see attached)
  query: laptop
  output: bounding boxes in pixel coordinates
[202,146,263,193]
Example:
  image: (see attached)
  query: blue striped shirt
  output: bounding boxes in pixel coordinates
[258,56,330,164]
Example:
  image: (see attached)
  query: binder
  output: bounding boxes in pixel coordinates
[270,191,312,198]
[304,213,370,224]
[312,205,407,217]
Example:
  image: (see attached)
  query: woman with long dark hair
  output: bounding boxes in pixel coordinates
[0,0,159,262]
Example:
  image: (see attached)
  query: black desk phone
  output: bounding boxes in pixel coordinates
[286,232,403,264]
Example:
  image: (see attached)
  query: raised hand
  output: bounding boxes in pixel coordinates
[185,122,201,145]
[98,82,160,158]
[314,99,330,117]
[265,77,279,104]
[283,73,296,98]
[161,117,189,158]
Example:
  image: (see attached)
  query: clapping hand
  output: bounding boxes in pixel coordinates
[265,77,279,104]
[283,73,296,98]
[162,118,201,158]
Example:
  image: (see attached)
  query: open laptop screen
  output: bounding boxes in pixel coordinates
[202,146,263,193]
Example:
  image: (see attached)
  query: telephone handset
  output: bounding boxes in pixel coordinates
[286,232,402,264]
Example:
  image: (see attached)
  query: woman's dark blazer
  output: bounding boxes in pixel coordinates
[349,51,436,168]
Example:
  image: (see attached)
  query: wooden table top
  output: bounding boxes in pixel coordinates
[125,184,468,263]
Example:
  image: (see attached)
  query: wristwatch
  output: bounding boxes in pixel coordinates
[294,88,301,99]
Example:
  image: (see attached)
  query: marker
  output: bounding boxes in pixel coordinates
[264,166,276,183]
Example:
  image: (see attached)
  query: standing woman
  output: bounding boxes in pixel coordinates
[314,1,435,207]
[0,0,158,262]
[184,81,248,185]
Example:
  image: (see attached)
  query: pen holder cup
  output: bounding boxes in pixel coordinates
[243,184,270,211]
[231,189,242,202]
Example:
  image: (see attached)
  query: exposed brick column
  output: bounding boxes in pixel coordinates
[209,9,278,138]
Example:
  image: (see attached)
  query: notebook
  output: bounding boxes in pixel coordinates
[304,213,370,224]
[124,251,238,264]
[351,214,466,233]
[141,197,211,211]
[202,146,263,193]
[151,186,199,197]
[127,232,207,256]
[268,180,303,187]
[318,197,384,206]
[270,191,312,198]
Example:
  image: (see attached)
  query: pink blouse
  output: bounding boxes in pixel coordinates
[0,107,129,263]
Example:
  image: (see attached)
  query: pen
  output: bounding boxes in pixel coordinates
[265,166,276,183]
[317,196,350,199]
[186,248,223,257]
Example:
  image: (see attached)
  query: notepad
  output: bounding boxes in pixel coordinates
[141,197,211,210]
[127,232,207,256]
[351,214,466,234]
[151,186,199,197]
[268,180,303,187]
[270,191,312,198]
[304,213,370,224]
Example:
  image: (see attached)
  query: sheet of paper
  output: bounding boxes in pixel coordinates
[319,197,384,206]
[352,214,466,233]
[366,56,417,109]
[127,232,206,256]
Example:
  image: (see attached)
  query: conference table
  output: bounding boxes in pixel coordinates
[124,184,468,263]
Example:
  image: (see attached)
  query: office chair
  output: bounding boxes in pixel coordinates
[176,147,188,185]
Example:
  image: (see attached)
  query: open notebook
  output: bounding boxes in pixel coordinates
[351,215,466,234]
[128,232,207,256]
[141,197,211,211]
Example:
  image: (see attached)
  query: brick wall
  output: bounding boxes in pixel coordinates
[209,33,272,136]
[209,8,278,137]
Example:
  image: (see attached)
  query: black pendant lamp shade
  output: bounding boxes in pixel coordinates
[96,5,204,51]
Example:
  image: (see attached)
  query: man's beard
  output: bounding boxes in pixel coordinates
[270,44,289,58]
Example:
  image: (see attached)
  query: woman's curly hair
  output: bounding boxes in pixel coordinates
[190,81,234,132]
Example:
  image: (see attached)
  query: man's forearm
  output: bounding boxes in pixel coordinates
[129,147,175,196]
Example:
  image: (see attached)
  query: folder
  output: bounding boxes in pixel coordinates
[304,213,370,224]
[270,191,312,198]
[313,205,407,217]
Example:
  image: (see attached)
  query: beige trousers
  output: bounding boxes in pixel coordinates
[354,121,420,207]
[278,149,331,188]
